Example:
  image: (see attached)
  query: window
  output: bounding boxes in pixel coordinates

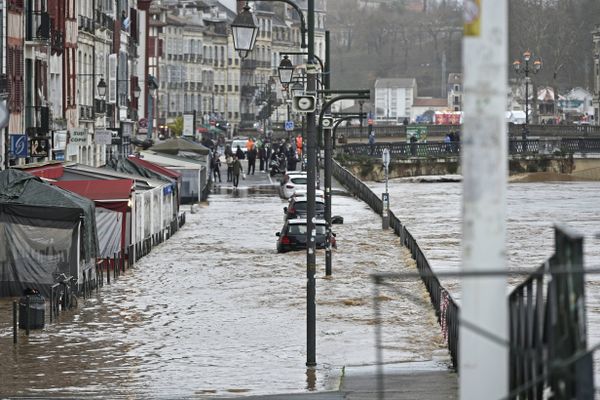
[454,84,460,91]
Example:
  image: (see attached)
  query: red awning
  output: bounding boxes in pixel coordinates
[23,164,64,179]
[53,179,134,201]
[128,156,182,180]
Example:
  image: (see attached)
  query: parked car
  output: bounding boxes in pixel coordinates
[284,197,325,220]
[280,174,309,198]
[276,219,335,253]
[292,189,325,200]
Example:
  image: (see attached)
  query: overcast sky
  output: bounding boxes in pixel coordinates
[219,0,236,12]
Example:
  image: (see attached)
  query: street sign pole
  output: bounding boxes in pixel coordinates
[382,148,390,230]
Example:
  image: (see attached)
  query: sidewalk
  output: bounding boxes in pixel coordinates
[233,362,458,399]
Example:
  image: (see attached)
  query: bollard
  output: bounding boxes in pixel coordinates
[50,289,53,323]
[107,260,111,285]
[13,300,17,344]
[25,295,30,336]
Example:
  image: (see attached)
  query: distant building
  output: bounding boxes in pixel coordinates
[411,98,448,122]
[593,25,600,125]
[558,87,595,123]
[374,78,417,124]
[447,73,462,112]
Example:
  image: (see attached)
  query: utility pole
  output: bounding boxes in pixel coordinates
[460,1,508,399]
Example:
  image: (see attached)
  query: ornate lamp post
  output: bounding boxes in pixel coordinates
[230,2,259,60]
[513,50,542,140]
[278,55,295,87]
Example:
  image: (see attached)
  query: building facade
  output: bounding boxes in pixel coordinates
[593,25,600,125]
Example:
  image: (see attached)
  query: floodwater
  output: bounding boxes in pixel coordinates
[369,177,600,391]
[0,187,448,398]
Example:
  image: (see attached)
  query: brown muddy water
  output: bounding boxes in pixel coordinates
[0,191,448,398]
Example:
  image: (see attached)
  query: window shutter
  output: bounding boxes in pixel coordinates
[108,53,117,104]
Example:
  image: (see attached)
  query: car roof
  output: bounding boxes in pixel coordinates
[290,196,325,203]
[287,219,327,225]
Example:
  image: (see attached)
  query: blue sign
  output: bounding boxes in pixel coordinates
[163,184,174,195]
[10,135,28,158]
[285,120,294,131]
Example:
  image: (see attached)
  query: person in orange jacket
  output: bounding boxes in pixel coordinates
[246,137,255,152]
[295,133,303,157]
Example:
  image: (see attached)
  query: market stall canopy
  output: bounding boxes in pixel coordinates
[128,156,182,182]
[149,137,210,156]
[0,169,99,259]
[52,179,134,202]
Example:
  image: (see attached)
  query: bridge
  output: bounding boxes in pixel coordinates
[337,138,600,180]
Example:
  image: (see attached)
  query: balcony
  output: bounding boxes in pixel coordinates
[80,105,94,120]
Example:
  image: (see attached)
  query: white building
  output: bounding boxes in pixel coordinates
[374,78,417,124]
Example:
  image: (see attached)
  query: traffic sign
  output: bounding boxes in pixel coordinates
[285,120,295,131]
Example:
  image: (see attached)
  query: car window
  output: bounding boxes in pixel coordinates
[291,177,307,185]
[316,225,326,235]
[315,203,325,212]
[288,224,307,235]
[293,202,307,212]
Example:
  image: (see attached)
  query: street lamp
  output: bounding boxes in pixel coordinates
[513,50,542,140]
[231,2,259,60]
[291,80,304,97]
[278,55,295,86]
[97,78,107,98]
[133,83,141,100]
[147,75,159,140]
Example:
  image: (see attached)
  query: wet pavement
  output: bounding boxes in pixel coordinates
[0,168,455,398]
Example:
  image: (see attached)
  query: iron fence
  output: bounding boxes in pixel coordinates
[341,138,600,159]
[332,160,459,369]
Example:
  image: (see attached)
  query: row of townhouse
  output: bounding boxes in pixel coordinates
[1,0,148,168]
[152,0,327,137]
[0,0,326,170]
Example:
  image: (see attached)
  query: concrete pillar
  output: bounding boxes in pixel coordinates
[460,1,508,399]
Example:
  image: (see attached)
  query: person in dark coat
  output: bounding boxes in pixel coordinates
[211,151,221,183]
[235,145,245,160]
[247,144,257,175]
[258,144,267,172]
[232,155,242,188]
[287,146,297,171]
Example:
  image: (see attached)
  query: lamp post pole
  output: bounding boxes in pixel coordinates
[513,51,542,141]
[305,0,317,368]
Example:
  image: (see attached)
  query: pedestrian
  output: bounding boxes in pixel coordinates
[226,154,234,182]
[410,134,418,156]
[232,155,242,188]
[211,151,222,183]
[235,145,245,160]
[287,145,297,171]
[296,133,303,157]
[224,144,233,158]
[246,137,255,153]
[247,143,257,175]
[403,117,409,126]
[368,131,375,155]
[258,144,267,172]
[444,133,452,153]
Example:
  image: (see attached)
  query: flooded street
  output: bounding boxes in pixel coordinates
[0,187,447,398]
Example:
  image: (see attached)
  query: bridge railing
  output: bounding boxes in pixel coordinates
[341,138,600,159]
[336,124,600,139]
[332,160,459,369]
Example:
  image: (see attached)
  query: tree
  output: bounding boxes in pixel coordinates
[169,116,183,136]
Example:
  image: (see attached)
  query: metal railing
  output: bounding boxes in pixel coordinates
[341,138,600,159]
[334,160,594,396]
[332,160,459,369]
[336,124,600,139]
[508,225,594,399]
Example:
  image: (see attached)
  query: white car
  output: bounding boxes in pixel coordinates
[230,138,248,155]
[280,175,308,198]
[292,189,325,201]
